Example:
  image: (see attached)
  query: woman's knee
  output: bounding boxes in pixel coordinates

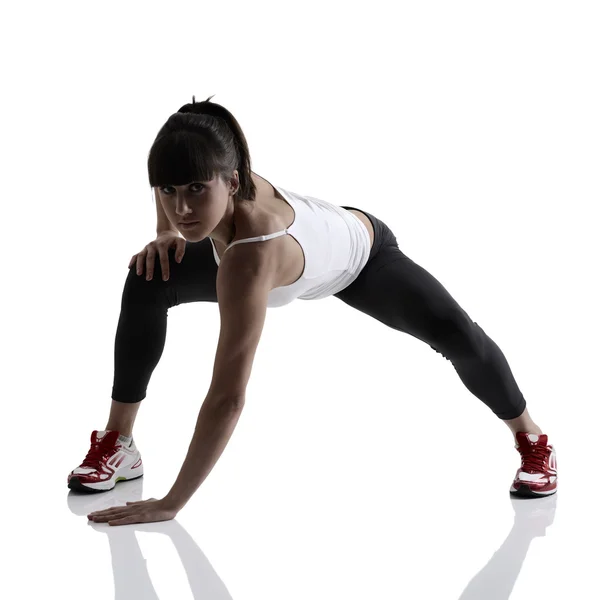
[122,264,173,306]
[428,311,484,360]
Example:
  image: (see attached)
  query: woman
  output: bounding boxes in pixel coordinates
[71,96,557,527]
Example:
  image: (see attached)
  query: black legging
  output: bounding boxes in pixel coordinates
[112,207,526,421]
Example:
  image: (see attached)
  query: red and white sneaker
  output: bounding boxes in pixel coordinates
[510,432,557,498]
[67,430,144,493]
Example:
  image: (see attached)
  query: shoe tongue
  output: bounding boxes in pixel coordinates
[91,430,120,446]
[516,432,548,446]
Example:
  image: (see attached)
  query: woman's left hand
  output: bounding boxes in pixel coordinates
[88,497,178,526]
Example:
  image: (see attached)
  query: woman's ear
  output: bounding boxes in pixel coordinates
[230,170,241,195]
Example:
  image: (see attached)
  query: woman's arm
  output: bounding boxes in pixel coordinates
[163,242,276,511]
[164,397,244,511]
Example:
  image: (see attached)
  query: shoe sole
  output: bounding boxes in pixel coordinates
[510,484,557,498]
[68,472,144,493]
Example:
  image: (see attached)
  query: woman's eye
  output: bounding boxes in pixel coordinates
[161,184,204,194]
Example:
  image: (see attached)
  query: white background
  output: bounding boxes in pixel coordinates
[2,1,598,598]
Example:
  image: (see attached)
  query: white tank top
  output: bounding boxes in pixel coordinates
[208,179,371,308]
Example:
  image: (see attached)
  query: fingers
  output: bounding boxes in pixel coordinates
[145,248,156,280]
[90,513,127,523]
[88,508,130,522]
[176,240,185,264]
[89,505,126,516]
[159,250,169,281]
[131,246,183,281]
[148,248,183,281]
[88,499,153,521]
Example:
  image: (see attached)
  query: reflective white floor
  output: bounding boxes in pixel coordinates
[64,481,560,600]
[63,476,565,600]
[11,395,594,600]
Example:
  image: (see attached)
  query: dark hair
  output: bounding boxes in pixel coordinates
[147,94,257,202]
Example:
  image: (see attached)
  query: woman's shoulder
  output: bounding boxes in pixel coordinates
[241,173,290,233]
[227,173,294,283]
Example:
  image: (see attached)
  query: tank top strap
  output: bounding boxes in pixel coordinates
[224,229,289,253]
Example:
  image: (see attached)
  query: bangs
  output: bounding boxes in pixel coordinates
[148,130,219,188]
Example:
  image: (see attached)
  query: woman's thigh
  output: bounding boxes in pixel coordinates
[334,210,473,348]
[132,237,219,306]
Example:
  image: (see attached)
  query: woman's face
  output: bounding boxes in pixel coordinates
[157,172,239,243]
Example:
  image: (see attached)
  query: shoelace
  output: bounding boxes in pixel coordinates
[518,445,550,472]
[81,442,116,470]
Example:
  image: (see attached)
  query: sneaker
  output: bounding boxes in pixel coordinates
[67,430,144,493]
[510,432,557,498]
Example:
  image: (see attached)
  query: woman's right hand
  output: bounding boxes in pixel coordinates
[128,232,186,282]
